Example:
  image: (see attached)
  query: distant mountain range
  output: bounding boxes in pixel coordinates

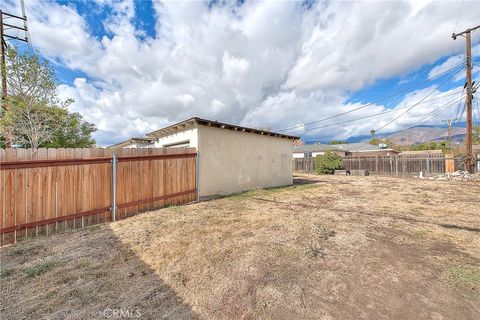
[375,125,466,145]
[304,125,467,146]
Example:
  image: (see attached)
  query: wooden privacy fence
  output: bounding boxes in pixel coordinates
[293,154,473,175]
[292,157,315,173]
[342,154,447,175]
[0,147,197,245]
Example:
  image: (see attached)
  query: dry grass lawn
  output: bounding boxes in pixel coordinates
[1,174,479,319]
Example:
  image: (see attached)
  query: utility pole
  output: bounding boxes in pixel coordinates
[442,119,457,149]
[452,24,480,173]
[1,10,7,115]
[0,8,29,147]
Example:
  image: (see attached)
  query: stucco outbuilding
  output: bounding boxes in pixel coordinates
[110,117,298,198]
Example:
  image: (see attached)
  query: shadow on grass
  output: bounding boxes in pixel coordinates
[0,225,199,319]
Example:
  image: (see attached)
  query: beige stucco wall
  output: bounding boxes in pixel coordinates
[197,125,293,197]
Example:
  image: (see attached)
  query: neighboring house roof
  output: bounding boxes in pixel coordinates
[293,143,340,153]
[334,143,395,152]
[145,117,299,140]
[108,137,154,149]
[400,150,443,155]
[293,142,396,153]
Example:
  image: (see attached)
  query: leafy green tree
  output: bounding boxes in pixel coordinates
[44,110,96,148]
[0,48,96,148]
[315,151,343,175]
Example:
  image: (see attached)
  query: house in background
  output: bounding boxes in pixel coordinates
[108,137,155,149]
[110,117,299,198]
[292,143,348,158]
[293,142,398,158]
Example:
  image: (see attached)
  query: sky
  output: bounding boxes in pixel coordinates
[2,0,480,146]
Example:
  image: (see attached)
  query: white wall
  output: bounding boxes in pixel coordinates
[293,151,325,158]
[153,126,198,149]
[124,142,152,148]
[312,152,325,157]
[197,125,293,197]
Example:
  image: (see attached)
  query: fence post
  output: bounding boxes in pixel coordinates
[111,154,117,222]
[395,156,398,176]
[196,151,200,203]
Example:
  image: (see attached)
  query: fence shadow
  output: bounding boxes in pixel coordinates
[0,225,199,319]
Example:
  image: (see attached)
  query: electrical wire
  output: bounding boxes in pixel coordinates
[285,91,464,134]
[392,94,465,134]
[452,0,465,55]
[277,61,466,133]
[292,92,464,135]
[374,64,464,133]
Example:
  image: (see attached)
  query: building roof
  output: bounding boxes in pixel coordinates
[146,117,299,140]
[400,150,443,155]
[107,137,154,149]
[293,142,395,153]
[292,143,340,153]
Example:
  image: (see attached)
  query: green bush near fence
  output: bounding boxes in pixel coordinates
[315,151,343,175]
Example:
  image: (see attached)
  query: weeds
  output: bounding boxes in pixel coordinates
[24,260,58,278]
[315,224,336,240]
[305,242,326,258]
[443,265,480,288]
[0,267,13,279]
[9,246,31,256]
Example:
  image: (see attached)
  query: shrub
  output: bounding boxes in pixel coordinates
[315,151,343,175]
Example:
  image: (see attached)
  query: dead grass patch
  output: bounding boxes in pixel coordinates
[1,175,479,319]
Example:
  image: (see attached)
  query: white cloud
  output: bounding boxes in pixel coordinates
[5,0,480,145]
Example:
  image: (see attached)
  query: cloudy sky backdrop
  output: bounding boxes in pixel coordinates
[3,0,480,145]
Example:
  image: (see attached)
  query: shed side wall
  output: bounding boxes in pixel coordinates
[197,126,293,197]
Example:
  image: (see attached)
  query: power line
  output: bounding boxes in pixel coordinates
[277,61,466,133]
[393,95,465,134]
[451,0,465,55]
[374,64,464,133]
[291,92,464,135]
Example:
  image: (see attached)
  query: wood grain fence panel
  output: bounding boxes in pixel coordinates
[1,147,197,244]
[55,148,66,232]
[73,148,83,229]
[46,149,57,235]
[0,154,3,253]
[14,149,26,241]
[0,149,5,246]
[64,148,75,230]
[25,149,35,238]
[4,149,16,243]
[152,149,163,209]
[37,149,48,235]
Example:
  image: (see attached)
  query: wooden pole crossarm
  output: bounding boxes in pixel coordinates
[3,22,27,31]
[452,24,480,39]
[1,11,27,21]
[3,34,28,42]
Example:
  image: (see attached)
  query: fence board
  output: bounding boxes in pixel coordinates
[4,149,15,243]
[0,149,4,246]
[0,147,197,245]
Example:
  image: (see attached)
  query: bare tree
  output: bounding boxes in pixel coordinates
[1,48,69,148]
